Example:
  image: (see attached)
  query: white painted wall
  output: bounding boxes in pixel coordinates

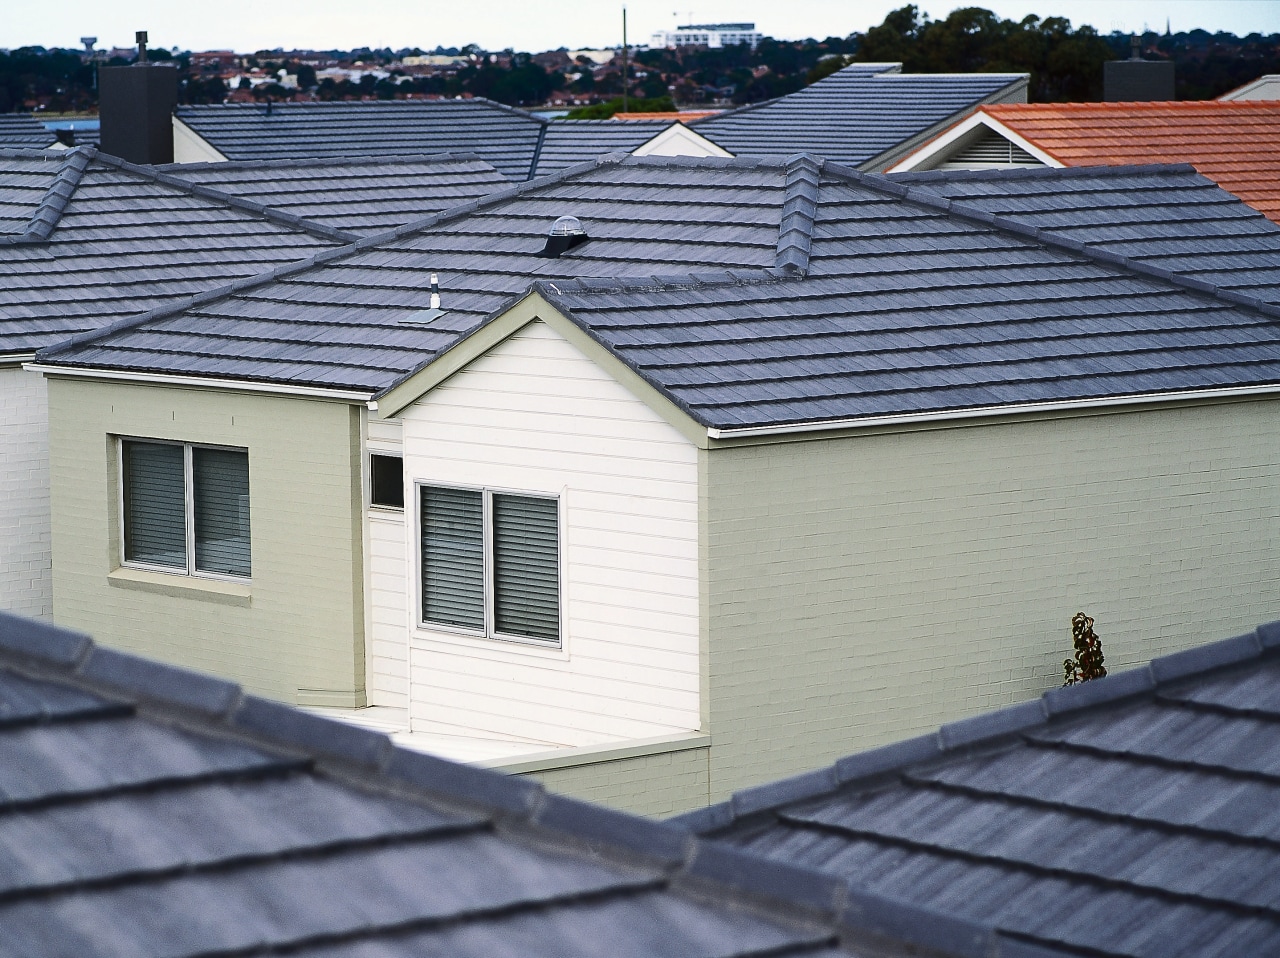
[171,117,228,164]
[365,416,408,708]
[633,124,732,159]
[0,365,52,619]
[397,321,700,748]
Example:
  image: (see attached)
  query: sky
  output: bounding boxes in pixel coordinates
[5,0,1280,54]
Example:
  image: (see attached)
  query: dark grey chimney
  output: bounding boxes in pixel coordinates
[1104,36,1174,101]
[98,30,177,164]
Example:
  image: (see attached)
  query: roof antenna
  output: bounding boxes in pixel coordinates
[429,273,441,309]
[135,30,148,63]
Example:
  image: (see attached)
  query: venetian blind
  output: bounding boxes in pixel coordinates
[193,447,251,577]
[122,441,186,569]
[421,486,484,630]
[492,493,559,642]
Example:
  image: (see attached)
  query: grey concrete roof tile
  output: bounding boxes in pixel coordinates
[0,607,988,957]
[679,620,1280,957]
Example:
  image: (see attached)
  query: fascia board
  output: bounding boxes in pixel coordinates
[373,291,708,449]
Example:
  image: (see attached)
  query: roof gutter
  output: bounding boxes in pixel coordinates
[24,363,373,402]
[705,383,1280,440]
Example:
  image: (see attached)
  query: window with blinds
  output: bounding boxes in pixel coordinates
[120,440,251,579]
[419,484,561,645]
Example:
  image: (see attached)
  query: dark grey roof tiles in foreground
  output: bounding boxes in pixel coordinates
[176,99,547,179]
[0,114,56,151]
[691,64,1026,170]
[672,620,1280,958]
[0,609,1027,958]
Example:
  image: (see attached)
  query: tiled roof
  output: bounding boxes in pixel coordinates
[0,115,56,150]
[151,153,508,234]
[0,608,1033,958]
[532,119,678,177]
[0,148,508,356]
[692,64,1027,170]
[673,620,1280,958]
[37,158,1280,426]
[983,101,1280,222]
[176,100,532,179]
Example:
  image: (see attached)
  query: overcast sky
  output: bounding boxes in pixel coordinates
[6,0,1279,54]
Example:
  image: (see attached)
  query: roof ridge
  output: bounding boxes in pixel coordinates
[150,151,495,175]
[691,63,903,129]
[526,122,548,180]
[35,152,640,366]
[90,151,359,244]
[826,161,1280,323]
[1,146,94,243]
[888,161,1201,185]
[775,155,822,275]
[0,608,1064,958]
[177,96,548,124]
[673,621,1280,836]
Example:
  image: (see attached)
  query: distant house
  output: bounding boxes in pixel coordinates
[889,100,1280,222]
[0,146,507,621]
[689,62,1027,171]
[171,99,727,176]
[0,608,989,958]
[674,619,1280,957]
[31,156,1280,813]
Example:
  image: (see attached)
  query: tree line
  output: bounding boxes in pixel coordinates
[3,7,1278,113]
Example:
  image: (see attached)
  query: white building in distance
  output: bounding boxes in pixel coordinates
[650,23,763,49]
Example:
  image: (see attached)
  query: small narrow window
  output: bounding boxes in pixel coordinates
[370,454,404,509]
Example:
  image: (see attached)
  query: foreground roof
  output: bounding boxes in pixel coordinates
[980,101,1280,222]
[36,158,1280,429]
[0,148,506,356]
[0,609,1028,958]
[174,100,696,181]
[0,114,55,150]
[674,620,1280,957]
[692,64,1026,170]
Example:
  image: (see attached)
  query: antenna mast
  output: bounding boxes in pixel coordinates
[621,6,629,114]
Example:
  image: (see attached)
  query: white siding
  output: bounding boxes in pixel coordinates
[398,321,700,747]
[365,416,407,706]
[0,366,51,619]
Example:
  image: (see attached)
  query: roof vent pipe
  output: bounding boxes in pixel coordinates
[539,215,589,258]
[429,273,440,310]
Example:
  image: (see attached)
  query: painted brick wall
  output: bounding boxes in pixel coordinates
[0,367,52,619]
[48,378,367,706]
[522,746,710,817]
[704,398,1280,799]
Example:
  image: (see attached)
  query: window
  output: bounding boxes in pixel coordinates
[370,454,404,509]
[121,439,251,579]
[419,484,560,644]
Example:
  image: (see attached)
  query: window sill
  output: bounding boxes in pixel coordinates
[107,567,252,606]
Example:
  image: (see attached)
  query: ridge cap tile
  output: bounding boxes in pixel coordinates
[834,732,943,785]
[730,766,839,820]
[385,746,543,817]
[77,645,242,718]
[686,840,845,915]
[667,801,734,834]
[938,698,1047,751]
[1149,631,1265,685]
[534,792,690,865]
[1040,665,1156,716]
[0,610,92,667]
[231,694,393,769]
[1257,621,1280,650]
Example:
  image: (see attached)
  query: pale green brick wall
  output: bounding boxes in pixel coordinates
[522,746,710,817]
[704,398,1280,800]
[48,378,366,706]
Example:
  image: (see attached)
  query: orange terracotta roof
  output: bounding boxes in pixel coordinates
[612,111,722,121]
[983,101,1280,222]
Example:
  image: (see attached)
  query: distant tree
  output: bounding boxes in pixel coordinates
[296,63,317,89]
[565,95,675,118]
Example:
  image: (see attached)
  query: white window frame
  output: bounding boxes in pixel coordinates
[117,437,251,582]
[415,481,563,648]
